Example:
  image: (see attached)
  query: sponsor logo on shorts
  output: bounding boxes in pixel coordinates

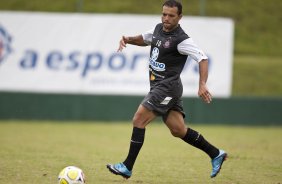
[160,97,172,105]
[147,100,154,106]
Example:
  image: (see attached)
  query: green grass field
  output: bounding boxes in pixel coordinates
[0,121,281,184]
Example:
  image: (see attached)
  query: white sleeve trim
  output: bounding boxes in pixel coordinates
[177,38,208,62]
[141,28,154,45]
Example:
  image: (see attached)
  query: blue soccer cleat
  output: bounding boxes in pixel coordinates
[107,163,132,179]
[210,149,227,178]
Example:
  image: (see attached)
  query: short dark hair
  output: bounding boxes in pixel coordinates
[163,0,182,15]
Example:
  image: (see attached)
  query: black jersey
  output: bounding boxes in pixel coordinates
[141,23,208,116]
[148,23,189,87]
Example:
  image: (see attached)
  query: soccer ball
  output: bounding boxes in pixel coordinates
[58,166,85,184]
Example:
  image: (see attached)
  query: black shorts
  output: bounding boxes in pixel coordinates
[141,79,186,121]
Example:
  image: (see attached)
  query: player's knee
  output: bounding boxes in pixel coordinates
[132,113,146,128]
[169,127,186,138]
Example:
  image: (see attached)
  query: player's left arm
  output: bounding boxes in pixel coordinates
[198,59,212,103]
[178,38,212,103]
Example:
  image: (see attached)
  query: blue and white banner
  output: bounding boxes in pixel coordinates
[0,11,234,97]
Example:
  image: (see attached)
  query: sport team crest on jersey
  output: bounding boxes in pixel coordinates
[163,37,172,48]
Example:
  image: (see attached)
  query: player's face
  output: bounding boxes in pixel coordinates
[162,6,182,32]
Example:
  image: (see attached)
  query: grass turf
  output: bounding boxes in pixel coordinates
[232,55,282,96]
[0,121,281,184]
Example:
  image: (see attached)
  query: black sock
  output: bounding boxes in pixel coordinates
[123,127,145,171]
[182,128,219,159]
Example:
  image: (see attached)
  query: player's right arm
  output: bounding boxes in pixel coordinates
[117,28,154,52]
[117,35,147,52]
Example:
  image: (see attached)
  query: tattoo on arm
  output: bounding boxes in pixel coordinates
[127,35,145,46]
[128,37,134,42]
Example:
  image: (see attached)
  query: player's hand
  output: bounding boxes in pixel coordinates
[117,36,128,52]
[198,83,212,104]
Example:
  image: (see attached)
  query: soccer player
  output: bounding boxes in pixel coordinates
[107,0,227,179]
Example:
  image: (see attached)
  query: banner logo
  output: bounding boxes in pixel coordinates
[0,25,12,65]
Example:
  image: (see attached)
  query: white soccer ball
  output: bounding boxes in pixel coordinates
[58,166,85,184]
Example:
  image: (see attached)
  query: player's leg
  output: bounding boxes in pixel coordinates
[164,110,227,178]
[107,105,156,179]
[123,105,156,170]
[163,110,187,138]
[165,110,220,157]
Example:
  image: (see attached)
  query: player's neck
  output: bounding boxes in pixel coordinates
[163,24,179,33]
